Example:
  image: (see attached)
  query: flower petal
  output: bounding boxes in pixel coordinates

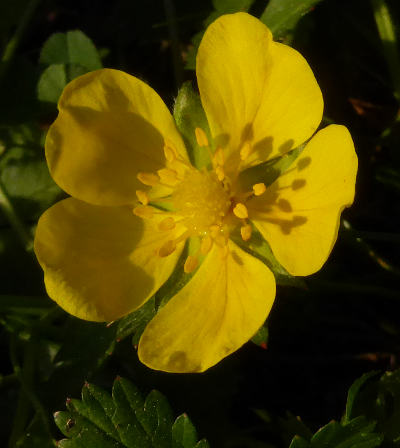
[34,198,184,321]
[46,69,187,206]
[250,125,357,276]
[138,240,276,372]
[196,13,323,171]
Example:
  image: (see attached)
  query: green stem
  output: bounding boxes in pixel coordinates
[0,179,33,251]
[163,0,183,89]
[8,335,52,447]
[370,0,400,102]
[0,0,41,85]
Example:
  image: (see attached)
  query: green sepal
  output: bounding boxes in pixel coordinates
[238,144,305,192]
[251,324,269,348]
[173,82,212,170]
[231,224,306,288]
[260,0,325,42]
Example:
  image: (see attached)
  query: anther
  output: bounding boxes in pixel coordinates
[240,224,252,241]
[137,172,159,186]
[200,235,213,255]
[195,127,209,147]
[157,168,179,185]
[253,183,266,196]
[158,240,176,257]
[163,144,177,163]
[213,147,224,166]
[233,203,248,219]
[184,255,198,273]
[240,141,252,161]
[216,165,225,181]
[136,190,149,205]
[133,205,154,219]
[158,217,175,231]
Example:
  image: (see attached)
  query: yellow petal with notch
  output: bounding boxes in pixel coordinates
[250,125,357,276]
[46,69,187,206]
[138,240,276,372]
[196,13,323,172]
[34,198,184,321]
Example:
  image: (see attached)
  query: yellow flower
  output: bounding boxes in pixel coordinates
[34,13,357,373]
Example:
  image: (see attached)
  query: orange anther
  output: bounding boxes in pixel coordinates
[133,205,154,219]
[136,190,149,205]
[240,224,252,241]
[137,172,159,186]
[158,240,176,257]
[253,183,266,196]
[184,255,198,273]
[158,217,176,231]
[233,203,248,219]
[195,127,209,147]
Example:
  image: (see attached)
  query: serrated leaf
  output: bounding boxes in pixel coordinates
[260,0,324,40]
[55,378,209,448]
[37,64,67,103]
[172,414,198,448]
[40,31,102,70]
[289,416,382,448]
[173,82,212,169]
[344,371,379,424]
[346,368,400,445]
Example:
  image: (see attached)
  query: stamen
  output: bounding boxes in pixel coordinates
[163,143,177,162]
[253,183,266,196]
[184,255,198,273]
[157,168,179,185]
[210,225,221,238]
[212,147,224,166]
[136,190,149,205]
[215,165,225,181]
[233,203,248,219]
[158,240,176,257]
[158,217,175,231]
[195,127,209,147]
[200,235,213,255]
[240,141,252,161]
[133,205,154,219]
[137,172,159,186]
[240,224,252,241]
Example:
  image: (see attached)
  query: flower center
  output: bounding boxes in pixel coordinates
[172,170,231,235]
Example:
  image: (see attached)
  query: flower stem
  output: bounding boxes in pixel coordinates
[0,0,41,85]
[370,0,400,102]
[0,179,34,251]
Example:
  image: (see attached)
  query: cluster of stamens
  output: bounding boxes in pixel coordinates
[132,127,267,274]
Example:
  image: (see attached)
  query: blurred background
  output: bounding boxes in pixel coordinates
[0,0,399,446]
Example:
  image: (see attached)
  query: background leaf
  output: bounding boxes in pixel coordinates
[54,377,209,448]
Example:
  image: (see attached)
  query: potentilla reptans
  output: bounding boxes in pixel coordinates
[34,13,357,372]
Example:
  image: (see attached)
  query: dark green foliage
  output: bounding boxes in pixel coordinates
[54,378,209,448]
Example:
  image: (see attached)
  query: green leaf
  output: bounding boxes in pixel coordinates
[0,144,63,220]
[172,414,198,448]
[37,64,67,103]
[40,31,102,71]
[289,416,382,448]
[260,0,324,40]
[346,368,400,445]
[54,377,209,448]
[344,371,380,424]
[173,82,212,170]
